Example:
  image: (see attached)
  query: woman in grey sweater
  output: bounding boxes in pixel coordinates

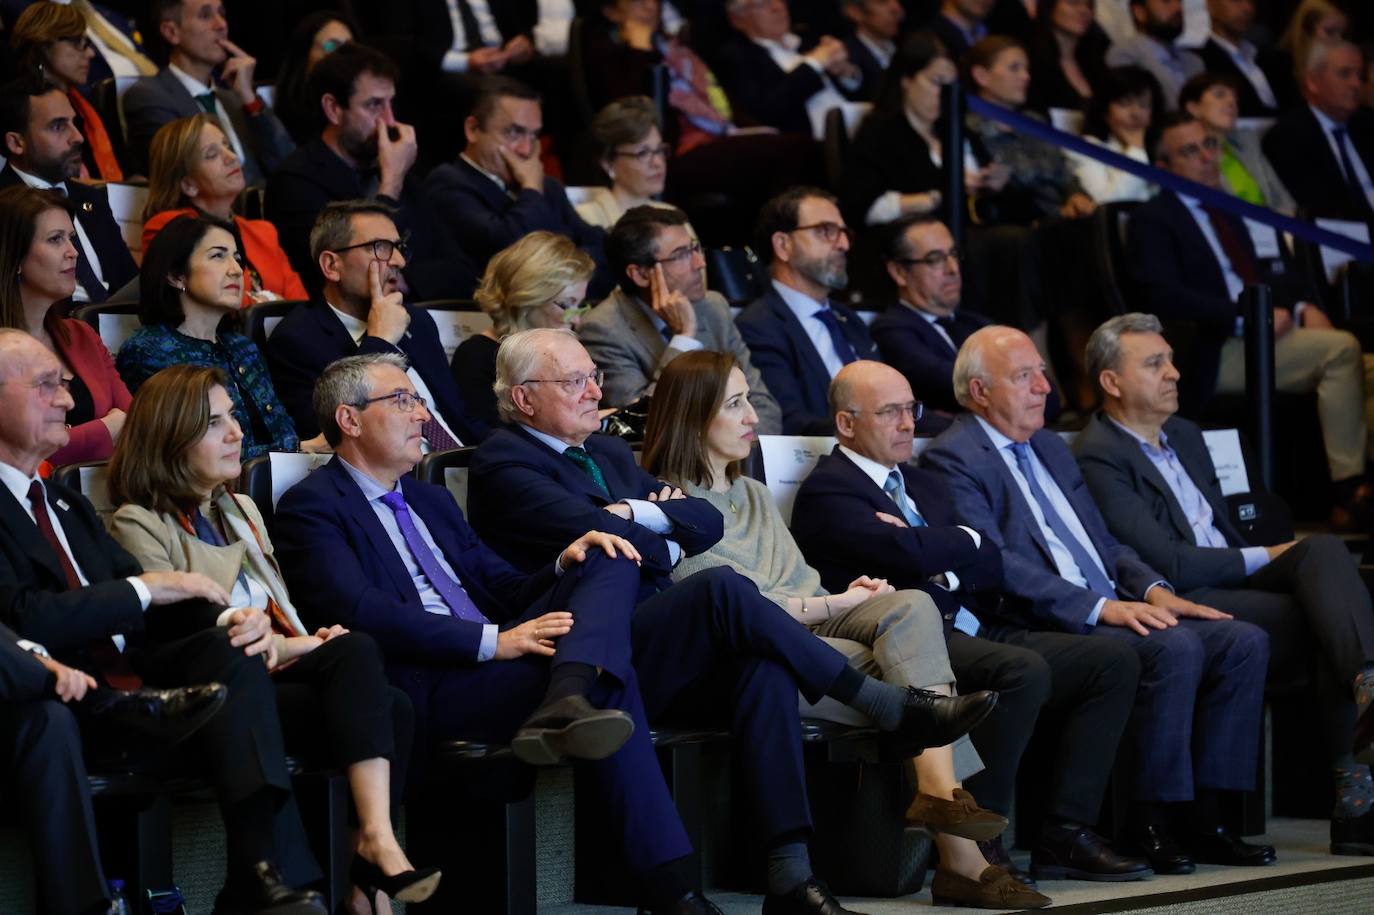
[642,352,1050,910]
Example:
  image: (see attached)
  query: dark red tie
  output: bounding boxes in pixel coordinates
[1201,205,1260,287]
[26,481,142,688]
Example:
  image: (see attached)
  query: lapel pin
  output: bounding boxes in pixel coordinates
[55,499,69,511]
[80,202,94,214]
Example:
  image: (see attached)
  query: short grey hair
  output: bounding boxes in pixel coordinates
[1305,39,1360,76]
[313,352,409,447]
[951,334,993,410]
[494,327,579,424]
[1085,312,1164,390]
[0,328,39,381]
[308,199,399,264]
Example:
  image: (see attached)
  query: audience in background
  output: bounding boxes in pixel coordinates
[1179,73,1295,214]
[932,0,996,63]
[1071,65,1159,203]
[1274,0,1348,110]
[1196,0,1282,118]
[1026,0,1111,114]
[574,97,674,231]
[1105,0,1203,110]
[841,0,906,99]
[272,11,357,146]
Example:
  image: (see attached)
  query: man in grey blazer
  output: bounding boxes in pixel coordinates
[1074,312,1374,855]
[579,204,783,433]
[122,0,293,180]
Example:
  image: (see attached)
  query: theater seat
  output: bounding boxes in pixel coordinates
[413,446,477,513]
[238,451,332,532]
[72,301,141,354]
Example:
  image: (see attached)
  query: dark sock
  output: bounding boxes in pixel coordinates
[1133,801,1168,831]
[828,667,906,730]
[221,789,279,885]
[641,854,695,908]
[1334,764,1374,820]
[1189,790,1221,833]
[542,662,597,706]
[766,833,812,896]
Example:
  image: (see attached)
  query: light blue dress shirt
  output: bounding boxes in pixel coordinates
[772,280,849,379]
[339,457,499,661]
[1311,104,1374,214]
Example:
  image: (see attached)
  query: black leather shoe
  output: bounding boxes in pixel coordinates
[1131,824,1196,875]
[637,890,725,914]
[512,694,634,765]
[881,687,998,756]
[1332,809,1374,856]
[1181,826,1276,866]
[213,861,326,915]
[1030,823,1153,882]
[978,835,1037,887]
[761,877,868,915]
[84,683,227,746]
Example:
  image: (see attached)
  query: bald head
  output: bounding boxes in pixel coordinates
[0,328,74,474]
[953,325,1051,442]
[832,360,920,467]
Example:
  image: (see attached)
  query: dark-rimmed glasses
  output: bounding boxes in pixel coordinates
[332,234,411,262]
[895,247,961,269]
[613,144,671,164]
[842,401,924,424]
[792,222,852,244]
[353,390,427,412]
[653,241,703,267]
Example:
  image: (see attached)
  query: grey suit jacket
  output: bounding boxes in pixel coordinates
[121,67,293,183]
[1104,35,1202,110]
[1073,412,1250,593]
[578,287,784,434]
[1227,128,1296,215]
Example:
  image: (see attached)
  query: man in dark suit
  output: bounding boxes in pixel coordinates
[122,0,293,181]
[423,76,611,298]
[931,0,992,62]
[264,200,488,447]
[1195,0,1282,117]
[1263,40,1374,225]
[0,77,137,304]
[0,330,325,915]
[716,0,862,136]
[736,186,881,434]
[841,0,905,100]
[792,360,1148,885]
[272,351,723,914]
[468,326,997,915]
[1131,112,1373,528]
[264,43,465,300]
[921,324,1275,875]
[1074,312,1374,855]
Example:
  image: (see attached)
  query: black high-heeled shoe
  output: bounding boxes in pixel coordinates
[349,856,443,907]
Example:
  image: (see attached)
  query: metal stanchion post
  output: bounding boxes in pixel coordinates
[1241,284,1275,491]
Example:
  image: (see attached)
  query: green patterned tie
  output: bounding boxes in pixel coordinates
[564,446,610,497]
[195,92,217,114]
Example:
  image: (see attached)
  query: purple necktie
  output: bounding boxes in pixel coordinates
[379,490,488,623]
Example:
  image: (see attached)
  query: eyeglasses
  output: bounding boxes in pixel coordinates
[842,401,924,424]
[319,38,345,55]
[519,370,605,394]
[332,234,411,262]
[1170,135,1221,162]
[896,247,961,269]
[550,298,590,323]
[56,36,94,52]
[353,390,427,412]
[613,144,671,164]
[494,123,541,145]
[792,222,852,244]
[0,375,72,398]
[652,240,703,267]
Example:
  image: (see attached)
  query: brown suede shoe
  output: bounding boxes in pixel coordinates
[905,788,1009,841]
[931,865,1052,910]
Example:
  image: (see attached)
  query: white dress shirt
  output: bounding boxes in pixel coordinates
[749,32,859,140]
[772,279,848,379]
[1310,104,1374,214]
[327,304,462,450]
[167,63,249,166]
[856,33,894,71]
[1175,191,1247,304]
[442,0,504,73]
[11,166,106,302]
[904,302,957,353]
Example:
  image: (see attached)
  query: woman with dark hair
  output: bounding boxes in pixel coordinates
[0,184,129,465]
[1179,72,1296,214]
[273,10,357,145]
[1070,65,1160,203]
[107,364,438,915]
[1025,0,1110,114]
[115,216,329,457]
[575,96,674,230]
[642,350,1049,911]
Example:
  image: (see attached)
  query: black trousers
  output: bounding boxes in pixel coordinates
[950,627,1141,825]
[1,696,107,915]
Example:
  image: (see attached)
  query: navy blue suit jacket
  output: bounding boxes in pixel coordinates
[468,427,724,587]
[735,287,880,434]
[263,298,488,444]
[869,304,987,414]
[920,413,1164,634]
[790,446,1003,635]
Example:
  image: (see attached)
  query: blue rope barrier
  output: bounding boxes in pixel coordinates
[965,94,1374,264]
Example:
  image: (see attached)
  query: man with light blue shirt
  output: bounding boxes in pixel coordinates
[737,186,882,434]
[922,324,1276,875]
[1106,0,1204,109]
[1074,312,1374,856]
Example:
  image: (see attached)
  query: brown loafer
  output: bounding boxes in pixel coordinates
[931,865,1052,910]
[905,788,1008,840]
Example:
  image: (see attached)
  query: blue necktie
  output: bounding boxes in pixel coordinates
[1332,127,1374,220]
[1010,442,1115,598]
[884,470,925,527]
[813,307,859,366]
[379,491,489,623]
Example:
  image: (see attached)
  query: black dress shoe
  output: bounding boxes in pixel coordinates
[761,877,868,915]
[511,694,634,765]
[881,687,998,756]
[1131,824,1196,875]
[1181,826,1276,866]
[1332,808,1374,856]
[213,861,326,915]
[83,683,227,746]
[636,889,725,914]
[978,835,1037,887]
[1030,823,1153,882]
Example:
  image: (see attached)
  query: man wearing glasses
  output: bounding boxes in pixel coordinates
[265,199,489,447]
[579,204,783,432]
[737,186,882,434]
[426,76,612,297]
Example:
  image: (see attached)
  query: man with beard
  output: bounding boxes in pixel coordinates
[265,43,471,299]
[0,77,137,303]
[1106,0,1203,109]
[737,187,881,434]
